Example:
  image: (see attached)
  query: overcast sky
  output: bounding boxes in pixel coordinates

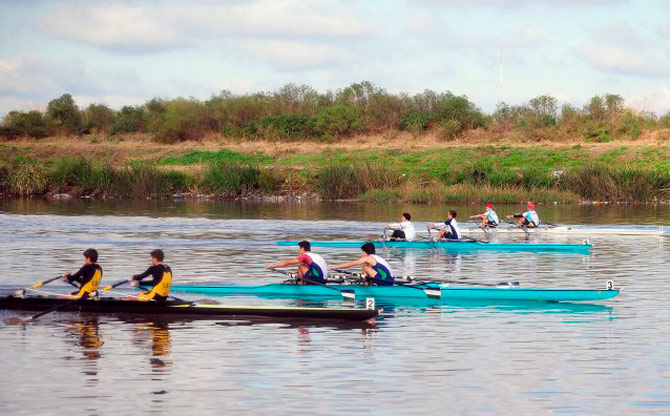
[0,0,668,116]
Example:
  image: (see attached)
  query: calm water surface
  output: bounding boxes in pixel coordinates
[1,199,670,415]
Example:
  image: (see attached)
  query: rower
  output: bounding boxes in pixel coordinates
[428,210,460,240]
[469,203,500,229]
[508,202,541,228]
[331,242,395,286]
[62,248,103,298]
[129,249,173,301]
[264,240,329,284]
[385,212,416,241]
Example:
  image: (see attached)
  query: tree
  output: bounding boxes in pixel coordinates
[84,104,116,134]
[47,93,83,135]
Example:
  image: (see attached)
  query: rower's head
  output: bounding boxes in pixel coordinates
[486,203,493,211]
[83,248,98,264]
[150,249,164,265]
[298,240,311,254]
[402,212,411,222]
[361,242,376,256]
[449,210,457,219]
[527,202,535,210]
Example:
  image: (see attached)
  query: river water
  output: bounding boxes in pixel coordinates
[1,199,669,415]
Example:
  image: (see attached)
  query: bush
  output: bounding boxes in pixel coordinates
[317,164,359,199]
[438,119,462,140]
[112,106,146,134]
[47,157,93,191]
[150,98,208,143]
[47,94,83,135]
[8,164,48,196]
[250,114,314,140]
[2,110,55,138]
[400,112,432,132]
[200,162,261,195]
[312,104,362,138]
[84,104,116,134]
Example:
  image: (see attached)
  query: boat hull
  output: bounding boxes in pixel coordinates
[458,226,668,236]
[277,240,592,253]
[170,284,620,302]
[0,297,378,321]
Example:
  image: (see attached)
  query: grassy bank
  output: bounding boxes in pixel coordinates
[2,135,670,203]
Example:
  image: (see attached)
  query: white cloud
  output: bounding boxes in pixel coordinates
[576,45,670,78]
[412,0,627,6]
[41,0,372,54]
[0,55,153,115]
[240,40,354,71]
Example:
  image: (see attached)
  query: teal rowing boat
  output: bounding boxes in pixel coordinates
[170,283,619,302]
[276,240,592,253]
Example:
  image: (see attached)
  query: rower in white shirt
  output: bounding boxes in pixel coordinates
[385,212,416,241]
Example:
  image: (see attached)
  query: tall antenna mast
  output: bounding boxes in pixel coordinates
[499,42,504,103]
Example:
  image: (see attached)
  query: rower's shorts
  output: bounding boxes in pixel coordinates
[522,219,537,227]
[486,220,498,227]
[390,230,406,240]
[304,270,327,284]
[369,277,394,286]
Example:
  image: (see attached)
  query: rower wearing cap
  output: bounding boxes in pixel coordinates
[385,212,416,241]
[331,242,395,286]
[264,240,329,284]
[129,249,172,301]
[428,210,460,240]
[62,248,103,298]
[470,204,500,229]
[509,202,541,228]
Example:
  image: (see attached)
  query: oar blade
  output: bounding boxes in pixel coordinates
[341,290,356,300]
[424,287,442,299]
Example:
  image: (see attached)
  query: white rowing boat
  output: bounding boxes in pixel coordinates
[455,225,669,236]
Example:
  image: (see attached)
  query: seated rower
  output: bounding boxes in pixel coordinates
[508,202,540,228]
[385,212,416,241]
[264,240,328,284]
[469,203,500,229]
[428,210,460,240]
[331,242,395,286]
[62,248,103,298]
[130,249,172,301]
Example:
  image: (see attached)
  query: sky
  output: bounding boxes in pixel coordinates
[0,0,668,116]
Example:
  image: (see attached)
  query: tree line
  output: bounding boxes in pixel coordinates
[1,81,668,143]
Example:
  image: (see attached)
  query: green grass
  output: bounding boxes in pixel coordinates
[158,149,271,166]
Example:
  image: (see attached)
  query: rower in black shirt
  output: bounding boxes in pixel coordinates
[62,248,103,298]
[129,249,172,301]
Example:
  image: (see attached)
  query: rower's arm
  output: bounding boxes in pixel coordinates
[131,266,156,284]
[332,257,367,269]
[264,258,300,269]
[66,266,87,283]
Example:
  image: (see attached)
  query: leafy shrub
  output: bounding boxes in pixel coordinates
[2,111,55,138]
[200,162,261,195]
[312,104,362,138]
[47,94,83,135]
[112,106,147,134]
[399,112,432,132]
[8,164,48,196]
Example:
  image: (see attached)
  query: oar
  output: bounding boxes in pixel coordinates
[333,269,442,299]
[30,294,89,320]
[8,275,63,298]
[505,218,529,237]
[269,268,355,300]
[440,279,520,288]
[426,226,437,248]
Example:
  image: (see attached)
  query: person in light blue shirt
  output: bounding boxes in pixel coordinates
[508,202,540,228]
[470,203,500,229]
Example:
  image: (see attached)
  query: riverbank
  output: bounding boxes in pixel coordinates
[2,133,670,203]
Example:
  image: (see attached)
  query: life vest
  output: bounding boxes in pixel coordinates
[74,265,102,298]
[139,266,172,301]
